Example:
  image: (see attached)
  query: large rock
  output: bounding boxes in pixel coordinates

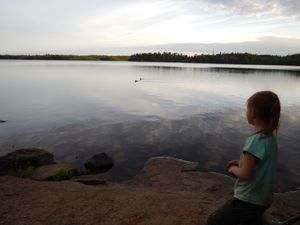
[128,156,234,196]
[84,153,114,173]
[267,190,300,223]
[0,148,54,175]
[31,163,77,181]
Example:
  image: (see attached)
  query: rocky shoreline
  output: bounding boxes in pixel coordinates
[0,149,299,225]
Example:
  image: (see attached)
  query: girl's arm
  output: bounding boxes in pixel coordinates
[228,152,256,181]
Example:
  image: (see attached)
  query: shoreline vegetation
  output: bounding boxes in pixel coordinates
[0,52,300,66]
[0,54,129,61]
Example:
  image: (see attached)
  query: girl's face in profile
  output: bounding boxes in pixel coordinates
[246,106,255,125]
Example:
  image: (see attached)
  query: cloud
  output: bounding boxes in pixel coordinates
[141,36,300,55]
[194,0,300,17]
[58,36,299,55]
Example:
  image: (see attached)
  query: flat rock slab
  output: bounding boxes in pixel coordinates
[73,175,106,185]
[127,156,235,198]
[143,156,200,174]
[31,163,77,181]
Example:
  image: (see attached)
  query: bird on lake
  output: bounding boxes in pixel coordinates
[134,77,143,83]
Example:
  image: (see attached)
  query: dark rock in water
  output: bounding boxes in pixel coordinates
[0,158,12,175]
[73,175,106,185]
[31,163,77,181]
[0,148,54,176]
[0,120,6,123]
[84,153,114,173]
[4,148,54,167]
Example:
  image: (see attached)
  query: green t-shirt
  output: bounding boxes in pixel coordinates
[234,132,278,206]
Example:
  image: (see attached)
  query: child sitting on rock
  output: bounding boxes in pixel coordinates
[207,90,281,225]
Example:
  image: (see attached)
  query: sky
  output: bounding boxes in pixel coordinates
[0,0,300,55]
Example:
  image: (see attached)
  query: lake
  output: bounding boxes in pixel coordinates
[0,60,300,192]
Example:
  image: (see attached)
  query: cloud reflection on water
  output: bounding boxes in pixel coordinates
[1,107,299,192]
[0,61,300,192]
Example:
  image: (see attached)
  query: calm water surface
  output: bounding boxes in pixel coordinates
[0,60,300,192]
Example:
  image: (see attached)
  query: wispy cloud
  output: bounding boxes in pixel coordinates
[194,0,300,17]
[0,0,299,54]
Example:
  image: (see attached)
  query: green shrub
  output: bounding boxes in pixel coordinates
[48,169,73,181]
[16,163,35,178]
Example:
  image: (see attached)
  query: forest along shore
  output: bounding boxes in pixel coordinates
[1,52,300,66]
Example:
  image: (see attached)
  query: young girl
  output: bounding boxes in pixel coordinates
[207,90,281,225]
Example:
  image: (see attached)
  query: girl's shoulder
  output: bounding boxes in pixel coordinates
[248,132,276,139]
[244,133,278,160]
[246,132,277,145]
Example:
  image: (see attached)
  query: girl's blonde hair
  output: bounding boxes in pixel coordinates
[247,91,281,135]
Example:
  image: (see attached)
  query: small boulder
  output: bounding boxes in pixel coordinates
[73,175,106,185]
[0,120,6,123]
[84,153,114,173]
[0,148,54,176]
[31,163,77,181]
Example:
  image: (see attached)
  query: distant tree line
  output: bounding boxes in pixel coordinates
[129,52,300,66]
[0,54,129,61]
[1,52,300,66]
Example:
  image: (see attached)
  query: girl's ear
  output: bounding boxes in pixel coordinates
[250,107,255,118]
[247,107,255,125]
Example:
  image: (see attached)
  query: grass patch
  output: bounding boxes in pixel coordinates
[16,163,35,178]
[48,169,74,181]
